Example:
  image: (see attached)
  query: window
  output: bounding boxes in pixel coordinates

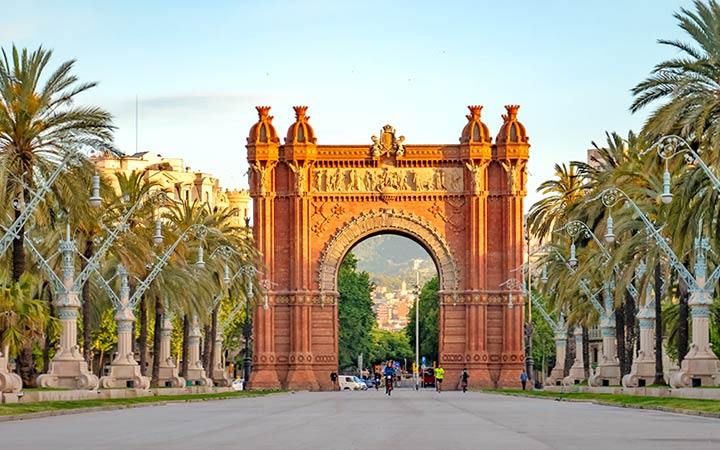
[472,123,480,141]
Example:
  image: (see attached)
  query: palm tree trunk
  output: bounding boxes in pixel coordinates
[181,314,190,378]
[208,307,218,380]
[654,262,665,385]
[678,273,689,365]
[97,349,105,378]
[151,296,163,386]
[202,324,212,371]
[139,299,148,376]
[616,303,626,376]
[582,326,590,379]
[564,328,575,377]
[624,290,636,370]
[81,239,94,364]
[43,292,54,373]
[12,207,26,282]
[18,346,35,387]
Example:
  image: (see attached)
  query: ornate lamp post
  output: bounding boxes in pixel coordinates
[643,135,720,204]
[535,244,603,385]
[93,223,210,388]
[206,246,266,387]
[554,220,629,386]
[499,277,527,387]
[0,150,91,393]
[591,187,720,387]
[28,188,171,389]
[523,220,534,384]
[414,272,420,391]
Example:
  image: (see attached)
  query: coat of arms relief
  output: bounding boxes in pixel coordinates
[371,124,405,157]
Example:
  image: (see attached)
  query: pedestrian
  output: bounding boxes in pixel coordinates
[435,366,445,392]
[460,367,469,393]
[520,370,528,391]
[330,371,337,390]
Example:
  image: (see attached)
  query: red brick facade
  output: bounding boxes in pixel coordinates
[246,105,529,390]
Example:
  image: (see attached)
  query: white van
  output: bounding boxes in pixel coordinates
[338,374,364,390]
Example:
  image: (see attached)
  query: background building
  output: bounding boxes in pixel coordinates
[92,150,250,227]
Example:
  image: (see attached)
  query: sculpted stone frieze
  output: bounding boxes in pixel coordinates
[312,167,463,193]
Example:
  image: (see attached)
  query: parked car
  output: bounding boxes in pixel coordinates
[338,375,365,391]
[360,378,374,389]
[231,378,245,391]
[354,376,369,390]
[422,368,435,388]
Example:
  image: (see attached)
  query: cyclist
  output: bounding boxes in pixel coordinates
[460,367,469,393]
[383,362,396,396]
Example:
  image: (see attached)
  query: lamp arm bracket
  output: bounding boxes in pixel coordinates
[0,149,78,258]
[25,237,63,290]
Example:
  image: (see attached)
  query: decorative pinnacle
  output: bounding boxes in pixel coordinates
[256,106,272,120]
[466,105,483,121]
[504,104,520,118]
[293,105,309,122]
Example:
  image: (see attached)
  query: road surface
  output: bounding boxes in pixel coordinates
[2,388,719,449]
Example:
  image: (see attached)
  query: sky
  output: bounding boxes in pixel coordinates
[2,0,696,207]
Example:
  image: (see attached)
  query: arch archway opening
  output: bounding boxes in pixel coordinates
[337,233,440,385]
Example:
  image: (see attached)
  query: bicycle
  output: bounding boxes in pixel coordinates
[385,375,394,396]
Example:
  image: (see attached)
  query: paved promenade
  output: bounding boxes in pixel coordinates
[3,388,720,449]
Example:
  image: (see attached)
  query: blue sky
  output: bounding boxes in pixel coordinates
[2,0,694,207]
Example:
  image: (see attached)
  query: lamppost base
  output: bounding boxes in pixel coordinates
[99,363,150,390]
[589,361,621,387]
[562,361,587,386]
[157,362,185,388]
[669,349,720,388]
[186,365,213,387]
[545,366,565,387]
[37,357,99,390]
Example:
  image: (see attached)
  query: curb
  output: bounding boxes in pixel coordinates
[486,392,720,420]
[0,394,272,423]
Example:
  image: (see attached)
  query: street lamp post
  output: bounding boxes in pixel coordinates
[554,220,625,387]
[534,244,601,385]
[643,135,720,203]
[499,277,527,387]
[93,223,210,389]
[591,187,720,387]
[414,272,420,391]
[524,220,534,385]
[29,189,176,390]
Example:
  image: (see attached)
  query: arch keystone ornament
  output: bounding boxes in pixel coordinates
[246,105,530,390]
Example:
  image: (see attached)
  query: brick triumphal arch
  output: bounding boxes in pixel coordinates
[246,105,530,390]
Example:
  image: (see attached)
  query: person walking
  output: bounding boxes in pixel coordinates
[520,370,528,391]
[435,366,445,392]
[330,372,337,390]
[460,368,469,393]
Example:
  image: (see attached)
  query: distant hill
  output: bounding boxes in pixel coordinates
[350,235,436,289]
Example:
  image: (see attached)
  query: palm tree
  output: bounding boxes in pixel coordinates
[631,0,720,157]
[0,271,56,385]
[0,45,114,282]
[527,163,584,243]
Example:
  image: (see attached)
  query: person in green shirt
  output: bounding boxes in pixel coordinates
[435,366,445,392]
